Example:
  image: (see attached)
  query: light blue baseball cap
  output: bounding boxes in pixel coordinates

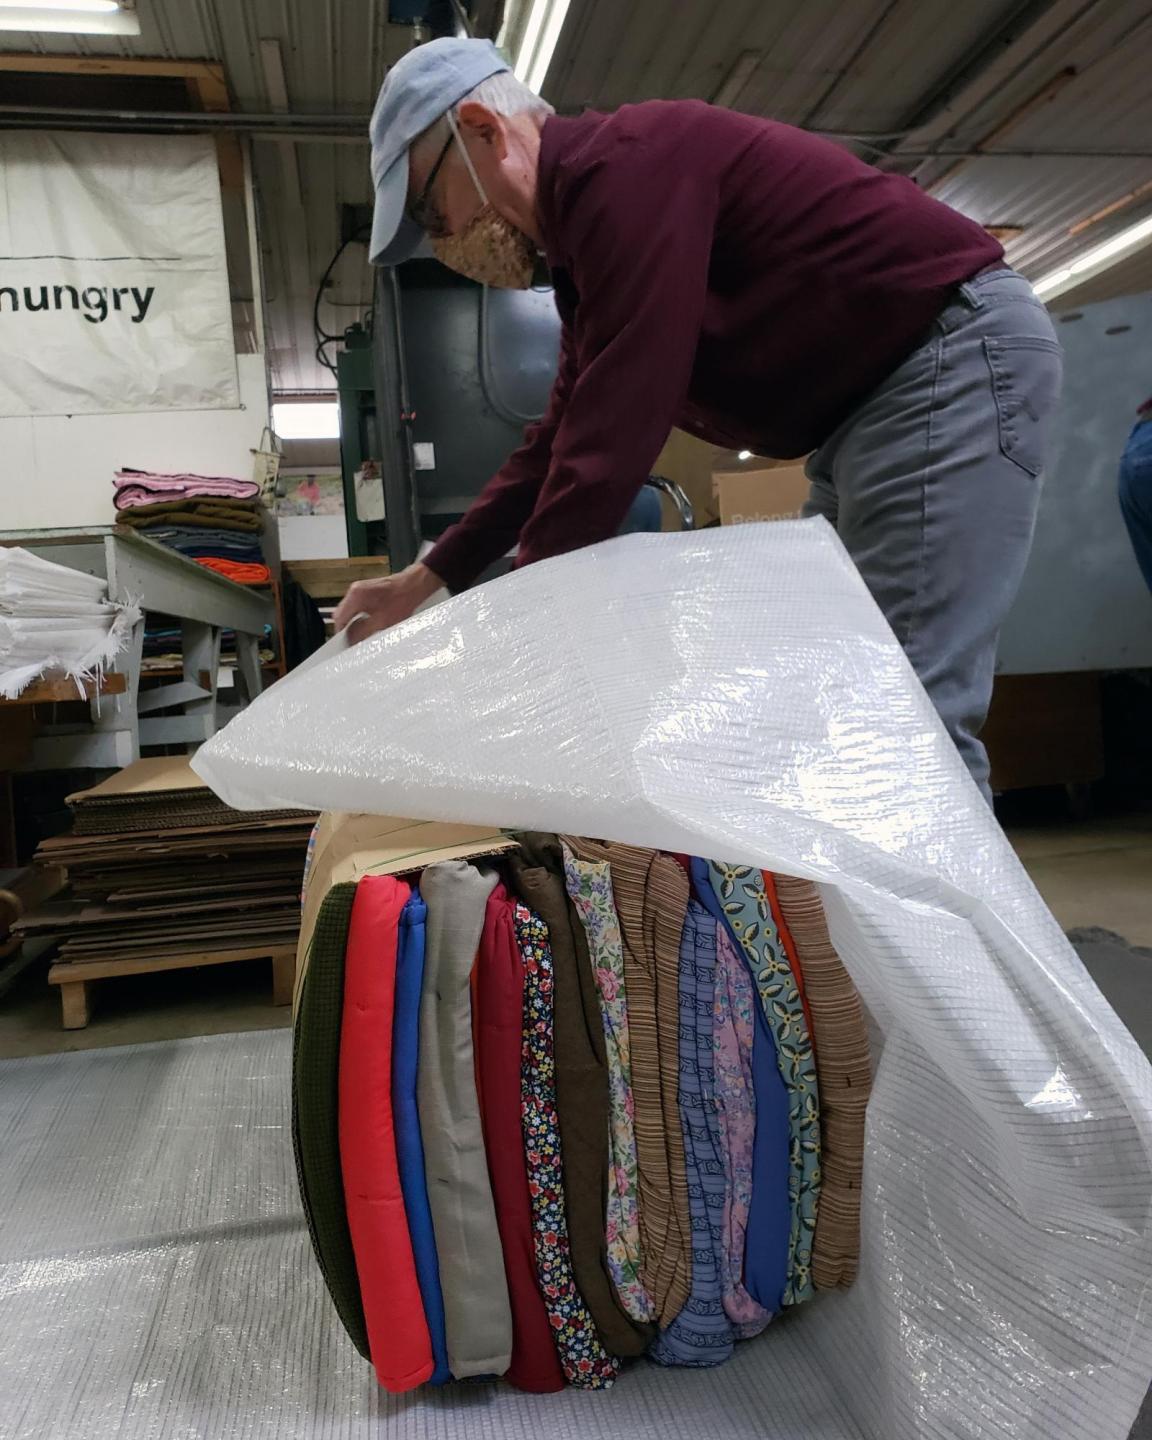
[368,37,510,266]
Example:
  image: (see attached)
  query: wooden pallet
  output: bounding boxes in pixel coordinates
[47,943,296,1030]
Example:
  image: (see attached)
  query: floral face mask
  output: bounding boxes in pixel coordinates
[429,113,537,289]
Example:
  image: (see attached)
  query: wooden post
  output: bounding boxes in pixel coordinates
[271,949,295,1007]
[59,979,91,1030]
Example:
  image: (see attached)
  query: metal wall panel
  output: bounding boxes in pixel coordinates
[997,292,1152,674]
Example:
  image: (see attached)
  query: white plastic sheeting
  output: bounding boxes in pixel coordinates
[194,520,1152,1440]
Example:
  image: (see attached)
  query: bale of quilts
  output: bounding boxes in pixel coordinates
[113,468,269,585]
[194,524,1152,1440]
[292,813,871,1393]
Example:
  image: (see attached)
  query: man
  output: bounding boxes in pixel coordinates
[336,36,1063,795]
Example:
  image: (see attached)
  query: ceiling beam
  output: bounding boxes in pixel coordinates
[0,54,227,83]
[875,0,1101,167]
[921,66,1078,194]
[1069,178,1152,239]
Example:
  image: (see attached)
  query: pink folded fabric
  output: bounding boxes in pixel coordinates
[113,469,260,509]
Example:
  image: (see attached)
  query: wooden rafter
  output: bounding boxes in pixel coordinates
[0,53,241,188]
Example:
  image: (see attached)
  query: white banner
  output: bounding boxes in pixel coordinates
[0,131,239,416]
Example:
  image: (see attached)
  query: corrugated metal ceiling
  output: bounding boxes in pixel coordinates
[548,0,1152,301]
[0,1,414,393]
[0,0,1149,389]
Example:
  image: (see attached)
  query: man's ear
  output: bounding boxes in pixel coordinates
[457,100,508,157]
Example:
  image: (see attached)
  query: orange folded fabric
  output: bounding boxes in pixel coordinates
[194,557,270,585]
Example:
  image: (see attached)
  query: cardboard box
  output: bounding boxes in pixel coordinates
[295,812,518,1011]
[714,463,811,525]
[653,428,726,528]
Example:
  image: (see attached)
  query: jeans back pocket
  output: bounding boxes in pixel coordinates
[983,335,1063,477]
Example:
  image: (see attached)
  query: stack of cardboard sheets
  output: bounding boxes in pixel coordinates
[17,757,315,963]
[0,864,64,966]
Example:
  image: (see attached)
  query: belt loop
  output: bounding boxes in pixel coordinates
[957,280,980,310]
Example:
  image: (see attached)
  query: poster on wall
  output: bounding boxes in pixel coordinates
[0,131,239,417]
[275,472,345,516]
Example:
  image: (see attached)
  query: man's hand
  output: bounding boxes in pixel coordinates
[333,562,443,644]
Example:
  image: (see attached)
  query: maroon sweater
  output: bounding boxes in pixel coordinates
[426,100,1002,592]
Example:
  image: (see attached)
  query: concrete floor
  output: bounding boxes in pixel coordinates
[0,813,1150,1059]
[1008,813,1152,948]
[0,953,290,1058]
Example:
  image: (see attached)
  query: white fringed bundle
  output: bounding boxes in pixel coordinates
[0,548,140,699]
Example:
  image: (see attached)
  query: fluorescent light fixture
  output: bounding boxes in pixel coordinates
[1033,212,1152,300]
[272,401,340,441]
[737,449,753,461]
[0,0,139,32]
[513,0,571,94]
[0,0,118,8]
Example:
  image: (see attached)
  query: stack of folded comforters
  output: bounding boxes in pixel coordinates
[114,469,269,585]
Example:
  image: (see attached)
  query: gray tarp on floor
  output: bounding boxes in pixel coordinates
[0,1030,869,1440]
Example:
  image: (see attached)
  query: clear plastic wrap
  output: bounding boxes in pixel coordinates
[194,519,1152,1439]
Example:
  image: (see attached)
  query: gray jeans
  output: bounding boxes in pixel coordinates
[803,268,1063,798]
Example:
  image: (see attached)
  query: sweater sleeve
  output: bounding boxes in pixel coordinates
[514,134,716,570]
[423,322,576,593]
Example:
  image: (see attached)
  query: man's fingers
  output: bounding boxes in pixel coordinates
[333,584,364,632]
[345,614,379,647]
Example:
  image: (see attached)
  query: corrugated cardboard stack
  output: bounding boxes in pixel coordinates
[17,757,314,964]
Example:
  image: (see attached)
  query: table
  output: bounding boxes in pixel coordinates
[283,555,390,600]
[0,527,272,768]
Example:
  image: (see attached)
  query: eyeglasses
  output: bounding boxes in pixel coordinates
[407,131,454,231]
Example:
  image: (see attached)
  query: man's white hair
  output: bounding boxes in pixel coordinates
[413,71,553,160]
[452,71,554,122]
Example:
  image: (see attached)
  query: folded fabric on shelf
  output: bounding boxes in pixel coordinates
[116,498,264,531]
[113,468,260,508]
[137,526,264,552]
[194,558,271,585]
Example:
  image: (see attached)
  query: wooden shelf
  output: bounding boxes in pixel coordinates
[0,673,127,707]
[284,556,391,600]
